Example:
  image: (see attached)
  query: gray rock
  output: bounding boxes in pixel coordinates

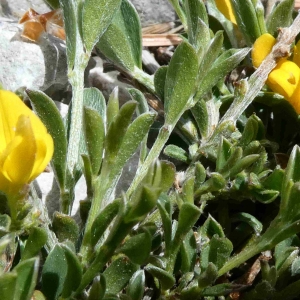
[0,0,49,20]
[131,0,176,26]
[0,20,68,92]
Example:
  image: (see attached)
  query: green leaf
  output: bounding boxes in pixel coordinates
[164,41,198,125]
[232,212,263,235]
[195,173,226,197]
[164,145,189,163]
[198,30,223,74]
[281,145,300,213]
[83,108,105,176]
[218,146,243,177]
[206,0,237,48]
[266,0,294,37]
[84,88,106,120]
[88,276,106,300]
[118,231,152,264]
[228,154,260,178]
[173,203,201,253]
[239,115,259,147]
[185,0,210,51]
[263,168,284,191]
[182,177,195,204]
[106,88,120,128]
[191,100,209,139]
[198,262,218,289]
[125,185,161,223]
[195,162,206,187]
[202,283,243,296]
[82,0,121,53]
[216,137,233,172]
[27,90,67,189]
[52,212,79,244]
[154,66,168,101]
[59,0,77,69]
[44,0,60,9]
[160,161,176,192]
[109,112,156,180]
[180,229,197,272]
[126,270,145,300]
[21,227,47,261]
[103,257,138,294]
[199,215,225,240]
[97,0,142,71]
[208,235,233,270]
[14,258,39,300]
[157,196,172,253]
[230,0,262,45]
[274,237,298,270]
[0,272,17,300]
[91,199,121,247]
[128,88,149,114]
[42,245,67,300]
[291,257,300,276]
[104,101,137,164]
[61,245,83,298]
[196,48,250,98]
[145,264,175,290]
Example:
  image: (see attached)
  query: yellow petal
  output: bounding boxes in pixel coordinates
[252,33,276,68]
[215,0,237,25]
[29,133,53,181]
[0,90,49,152]
[267,60,300,99]
[0,115,36,185]
[0,90,54,196]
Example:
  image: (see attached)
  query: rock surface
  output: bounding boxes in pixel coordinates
[0,20,68,92]
[0,0,49,20]
[131,0,176,26]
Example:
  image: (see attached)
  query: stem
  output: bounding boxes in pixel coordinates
[80,176,107,263]
[219,218,300,276]
[126,125,172,197]
[66,58,87,175]
[75,220,135,295]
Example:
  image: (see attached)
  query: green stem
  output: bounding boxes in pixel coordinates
[66,60,86,175]
[218,218,300,276]
[80,176,108,264]
[126,125,172,197]
[75,220,135,295]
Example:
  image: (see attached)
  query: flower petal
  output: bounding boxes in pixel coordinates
[29,133,53,182]
[0,115,36,185]
[215,0,237,25]
[267,60,300,99]
[0,90,49,147]
[252,33,276,68]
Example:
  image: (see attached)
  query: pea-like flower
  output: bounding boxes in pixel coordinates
[252,33,300,114]
[0,90,54,198]
[215,0,237,25]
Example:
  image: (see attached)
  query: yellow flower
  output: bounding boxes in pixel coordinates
[215,0,237,25]
[252,33,300,114]
[0,90,54,197]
